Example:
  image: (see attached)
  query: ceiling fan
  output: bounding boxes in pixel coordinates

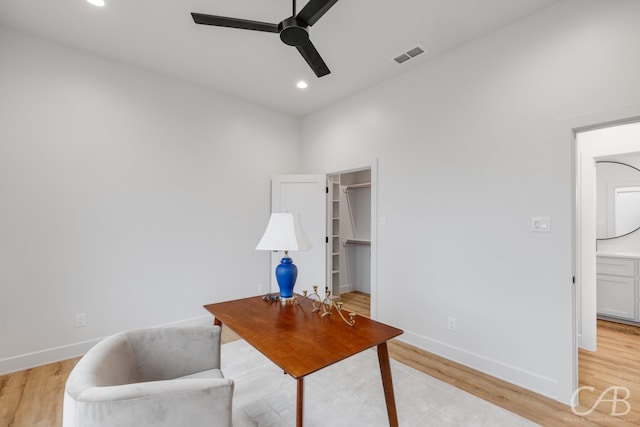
[191,0,339,78]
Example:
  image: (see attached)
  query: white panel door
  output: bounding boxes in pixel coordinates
[270,175,327,295]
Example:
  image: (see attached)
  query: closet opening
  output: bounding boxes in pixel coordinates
[327,168,372,316]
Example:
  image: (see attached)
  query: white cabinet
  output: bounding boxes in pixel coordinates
[596,256,638,321]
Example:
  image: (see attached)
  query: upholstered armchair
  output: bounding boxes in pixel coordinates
[63,326,233,427]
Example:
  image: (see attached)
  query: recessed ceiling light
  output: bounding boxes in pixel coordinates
[86,0,105,7]
[296,81,308,89]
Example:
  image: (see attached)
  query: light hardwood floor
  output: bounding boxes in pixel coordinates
[341,292,640,426]
[1,292,639,426]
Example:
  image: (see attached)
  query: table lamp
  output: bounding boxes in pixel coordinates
[256,213,312,301]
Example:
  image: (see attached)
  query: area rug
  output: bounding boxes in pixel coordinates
[220,340,538,427]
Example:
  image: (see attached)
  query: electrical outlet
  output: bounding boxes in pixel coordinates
[447,317,456,331]
[258,283,264,294]
[75,313,86,328]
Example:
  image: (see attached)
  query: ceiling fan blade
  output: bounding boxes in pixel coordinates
[296,40,330,77]
[191,13,279,33]
[296,0,339,26]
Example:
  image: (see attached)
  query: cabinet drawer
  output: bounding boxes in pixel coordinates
[597,274,636,320]
[596,257,636,277]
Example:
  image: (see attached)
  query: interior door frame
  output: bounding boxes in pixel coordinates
[564,105,640,405]
[326,159,379,319]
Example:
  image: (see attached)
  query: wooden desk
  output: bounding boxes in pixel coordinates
[204,296,403,427]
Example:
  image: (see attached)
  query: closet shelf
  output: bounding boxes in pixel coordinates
[344,239,371,246]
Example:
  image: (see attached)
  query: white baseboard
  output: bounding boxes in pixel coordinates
[0,338,101,376]
[156,315,214,328]
[339,283,353,294]
[0,315,213,375]
[397,329,562,403]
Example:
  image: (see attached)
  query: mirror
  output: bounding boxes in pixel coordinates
[596,159,640,239]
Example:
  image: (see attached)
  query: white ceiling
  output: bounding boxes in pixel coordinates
[0,0,561,116]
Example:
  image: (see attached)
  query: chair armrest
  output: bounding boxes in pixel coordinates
[68,378,233,427]
[77,378,233,402]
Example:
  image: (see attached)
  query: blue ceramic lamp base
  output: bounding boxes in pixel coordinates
[275,255,298,301]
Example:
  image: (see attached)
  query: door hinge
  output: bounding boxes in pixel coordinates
[572,276,576,284]
[326,186,329,193]
[326,236,329,243]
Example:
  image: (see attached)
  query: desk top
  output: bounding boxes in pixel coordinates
[204,295,403,379]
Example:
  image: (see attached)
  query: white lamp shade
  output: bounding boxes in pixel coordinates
[256,213,312,251]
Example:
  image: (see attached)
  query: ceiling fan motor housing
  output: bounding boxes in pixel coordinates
[279,17,309,46]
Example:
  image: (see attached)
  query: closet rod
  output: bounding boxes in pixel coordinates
[344,239,371,246]
[344,182,371,192]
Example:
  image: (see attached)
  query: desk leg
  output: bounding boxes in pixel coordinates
[213,317,222,326]
[296,377,304,427]
[377,342,399,427]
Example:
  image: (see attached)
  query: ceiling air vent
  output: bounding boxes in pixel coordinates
[393,45,426,64]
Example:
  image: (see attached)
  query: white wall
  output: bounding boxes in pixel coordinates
[0,27,301,373]
[300,0,640,404]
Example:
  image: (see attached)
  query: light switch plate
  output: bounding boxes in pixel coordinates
[531,216,551,232]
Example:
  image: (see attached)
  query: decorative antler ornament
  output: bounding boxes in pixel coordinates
[263,285,357,326]
[299,285,356,326]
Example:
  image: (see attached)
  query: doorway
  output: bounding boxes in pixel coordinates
[327,163,377,318]
[574,119,640,405]
[576,120,640,351]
